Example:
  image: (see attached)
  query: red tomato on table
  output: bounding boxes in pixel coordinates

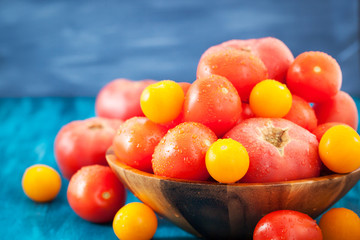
[67,165,126,223]
[253,210,322,240]
[54,117,122,179]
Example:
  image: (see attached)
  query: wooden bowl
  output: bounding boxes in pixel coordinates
[106,147,360,239]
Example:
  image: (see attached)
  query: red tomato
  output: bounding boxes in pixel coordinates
[222,37,294,82]
[253,210,323,240]
[237,102,255,124]
[152,122,217,181]
[283,95,318,131]
[183,75,242,137]
[312,122,347,142]
[286,51,342,103]
[313,91,358,130]
[54,117,122,179]
[67,165,126,223]
[112,117,167,173]
[197,46,268,102]
[95,78,156,120]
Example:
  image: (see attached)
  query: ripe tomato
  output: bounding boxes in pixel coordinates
[54,117,122,179]
[112,117,167,173]
[113,202,158,240]
[22,164,62,203]
[152,122,217,181]
[319,208,360,240]
[286,51,342,103]
[183,75,242,137]
[312,122,345,142]
[319,125,360,173]
[205,139,249,183]
[197,46,268,102]
[140,80,184,124]
[237,102,255,123]
[283,95,317,131]
[249,79,292,118]
[95,78,156,120]
[221,37,294,82]
[67,165,126,223]
[253,210,322,240]
[313,90,358,130]
[224,118,321,183]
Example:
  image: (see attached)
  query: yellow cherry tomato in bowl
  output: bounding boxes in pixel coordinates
[22,164,62,203]
[113,202,158,240]
[319,125,360,173]
[249,79,292,118]
[205,138,249,183]
[140,80,184,123]
[319,208,360,240]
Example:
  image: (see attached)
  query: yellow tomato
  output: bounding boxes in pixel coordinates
[249,79,292,118]
[140,80,184,123]
[319,125,360,173]
[113,202,158,240]
[205,138,249,183]
[319,208,360,240]
[22,164,62,203]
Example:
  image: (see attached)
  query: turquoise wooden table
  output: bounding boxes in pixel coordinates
[0,97,359,239]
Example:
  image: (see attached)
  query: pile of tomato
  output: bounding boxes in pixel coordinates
[21,37,360,239]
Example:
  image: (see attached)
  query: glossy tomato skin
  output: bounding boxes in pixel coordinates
[283,95,317,131]
[253,210,322,240]
[112,117,167,173]
[54,117,122,179]
[184,75,242,137]
[152,122,217,181]
[222,37,294,82]
[95,78,156,120]
[197,46,268,102]
[313,91,358,130]
[286,51,342,103]
[67,165,126,223]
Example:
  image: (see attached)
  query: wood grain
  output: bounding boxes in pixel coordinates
[106,147,360,239]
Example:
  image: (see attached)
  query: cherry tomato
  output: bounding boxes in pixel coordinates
[205,139,249,183]
[67,165,126,223]
[54,117,122,179]
[197,46,268,102]
[183,75,242,137]
[286,51,342,103]
[253,210,322,240]
[319,125,360,173]
[95,78,156,120]
[249,79,292,118]
[152,122,217,181]
[22,164,61,203]
[112,117,167,173]
[313,90,358,130]
[319,208,360,240]
[140,80,184,124]
[113,202,157,240]
[283,95,317,131]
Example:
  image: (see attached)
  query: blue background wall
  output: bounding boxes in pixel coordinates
[0,0,359,97]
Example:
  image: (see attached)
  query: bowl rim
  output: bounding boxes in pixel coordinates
[106,147,360,187]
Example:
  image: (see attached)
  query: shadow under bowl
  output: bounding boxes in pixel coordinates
[106,147,360,239]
